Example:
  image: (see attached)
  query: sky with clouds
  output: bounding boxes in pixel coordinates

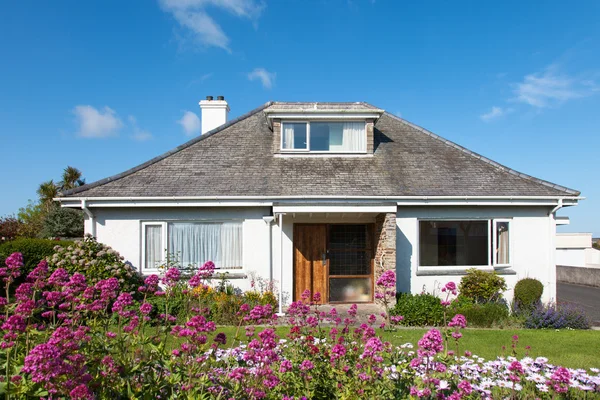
[1,0,599,235]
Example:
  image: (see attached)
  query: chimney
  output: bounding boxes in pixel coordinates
[199,95,229,135]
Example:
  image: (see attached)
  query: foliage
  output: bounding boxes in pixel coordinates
[16,200,45,238]
[451,301,510,328]
[459,268,507,303]
[0,263,598,399]
[0,238,73,289]
[47,235,142,294]
[391,293,445,326]
[513,278,544,313]
[525,303,591,330]
[36,180,59,213]
[41,206,84,238]
[593,241,600,250]
[0,215,22,242]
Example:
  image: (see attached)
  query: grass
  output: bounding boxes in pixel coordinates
[202,326,600,369]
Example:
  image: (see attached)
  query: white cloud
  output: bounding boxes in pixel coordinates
[480,106,510,122]
[159,0,265,52]
[177,110,201,136]
[247,67,275,89]
[128,116,153,141]
[73,105,123,138]
[513,65,598,108]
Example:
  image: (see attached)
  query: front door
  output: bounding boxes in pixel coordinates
[293,224,327,304]
[293,224,374,304]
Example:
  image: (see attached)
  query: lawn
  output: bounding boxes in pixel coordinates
[207,326,600,369]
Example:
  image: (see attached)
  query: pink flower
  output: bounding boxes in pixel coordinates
[376,270,396,288]
[162,268,181,286]
[458,380,472,395]
[417,328,444,357]
[139,302,153,315]
[299,360,314,371]
[448,314,467,329]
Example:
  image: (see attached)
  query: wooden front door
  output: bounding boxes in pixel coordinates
[293,224,327,304]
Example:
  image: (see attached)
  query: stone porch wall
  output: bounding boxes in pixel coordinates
[374,213,396,290]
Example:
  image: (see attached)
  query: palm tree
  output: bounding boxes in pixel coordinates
[60,166,85,190]
[37,180,59,212]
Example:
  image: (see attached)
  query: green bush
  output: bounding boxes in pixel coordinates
[391,293,445,326]
[513,278,543,312]
[459,269,507,303]
[47,235,143,294]
[0,238,73,289]
[451,301,510,328]
[42,206,84,238]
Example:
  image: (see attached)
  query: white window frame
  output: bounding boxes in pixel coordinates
[141,220,244,274]
[281,121,309,152]
[280,120,367,154]
[492,219,511,268]
[141,221,167,273]
[416,218,512,270]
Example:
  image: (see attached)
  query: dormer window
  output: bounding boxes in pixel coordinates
[281,121,366,153]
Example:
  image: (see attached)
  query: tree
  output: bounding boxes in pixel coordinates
[36,180,59,212]
[42,207,84,238]
[60,166,85,190]
[0,215,22,241]
[16,200,45,238]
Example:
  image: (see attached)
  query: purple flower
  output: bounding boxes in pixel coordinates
[214,332,227,345]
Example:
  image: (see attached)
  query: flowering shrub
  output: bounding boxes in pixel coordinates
[47,235,142,294]
[0,252,599,399]
[525,302,591,330]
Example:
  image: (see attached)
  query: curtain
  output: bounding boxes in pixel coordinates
[145,225,162,269]
[341,122,365,151]
[497,223,509,264]
[168,222,242,269]
[283,124,295,149]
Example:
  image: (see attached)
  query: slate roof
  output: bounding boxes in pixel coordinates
[62,101,580,198]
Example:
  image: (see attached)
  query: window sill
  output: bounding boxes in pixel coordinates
[416,266,516,276]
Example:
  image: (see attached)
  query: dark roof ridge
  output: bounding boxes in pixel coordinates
[62,101,274,197]
[384,112,581,196]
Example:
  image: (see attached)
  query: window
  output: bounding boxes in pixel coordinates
[328,225,372,302]
[494,220,510,266]
[418,219,511,268]
[143,223,165,270]
[281,121,366,152]
[141,221,243,272]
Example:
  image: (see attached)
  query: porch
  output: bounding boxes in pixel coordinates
[273,205,397,307]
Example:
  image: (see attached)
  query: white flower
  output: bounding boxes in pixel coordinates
[438,380,449,390]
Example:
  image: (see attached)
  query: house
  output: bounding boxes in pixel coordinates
[57,98,581,312]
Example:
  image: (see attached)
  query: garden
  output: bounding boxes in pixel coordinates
[0,236,599,399]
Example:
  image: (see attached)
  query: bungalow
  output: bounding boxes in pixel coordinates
[57,98,581,312]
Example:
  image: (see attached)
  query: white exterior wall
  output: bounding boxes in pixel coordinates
[85,207,272,292]
[396,206,557,304]
[84,204,559,305]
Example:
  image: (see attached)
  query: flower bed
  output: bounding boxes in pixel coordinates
[0,252,599,399]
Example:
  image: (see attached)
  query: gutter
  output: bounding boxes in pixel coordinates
[81,199,97,238]
[550,198,564,215]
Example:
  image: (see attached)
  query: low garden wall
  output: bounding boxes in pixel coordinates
[557,265,600,288]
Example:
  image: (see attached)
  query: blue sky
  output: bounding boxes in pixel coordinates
[1,0,599,235]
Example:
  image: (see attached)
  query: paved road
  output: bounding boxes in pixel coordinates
[557,282,600,325]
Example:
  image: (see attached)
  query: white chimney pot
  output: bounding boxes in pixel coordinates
[199,97,229,135]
